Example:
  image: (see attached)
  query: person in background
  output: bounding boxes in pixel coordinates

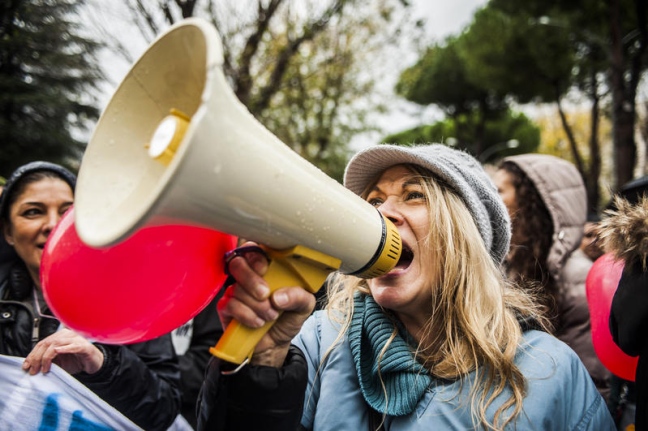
[582,212,605,262]
[197,144,614,430]
[598,177,648,431]
[494,154,611,401]
[0,161,182,431]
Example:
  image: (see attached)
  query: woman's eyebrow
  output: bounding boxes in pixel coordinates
[369,177,420,193]
[18,201,46,207]
[403,178,421,187]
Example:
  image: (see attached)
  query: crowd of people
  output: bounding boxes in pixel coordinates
[1,141,645,430]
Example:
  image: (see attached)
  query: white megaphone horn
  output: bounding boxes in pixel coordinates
[74,18,401,364]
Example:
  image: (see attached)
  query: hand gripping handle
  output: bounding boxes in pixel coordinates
[209,244,341,364]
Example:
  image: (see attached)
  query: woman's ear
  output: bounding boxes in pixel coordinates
[3,222,14,246]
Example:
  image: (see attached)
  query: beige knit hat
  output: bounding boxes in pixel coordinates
[344,143,511,264]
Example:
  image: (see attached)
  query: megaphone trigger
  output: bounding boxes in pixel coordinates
[210,244,342,364]
[223,245,271,277]
[217,245,271,291]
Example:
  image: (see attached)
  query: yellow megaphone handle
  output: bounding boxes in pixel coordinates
[209,245,341,364]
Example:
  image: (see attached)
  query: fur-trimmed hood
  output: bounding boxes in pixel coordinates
[598,195,648,270]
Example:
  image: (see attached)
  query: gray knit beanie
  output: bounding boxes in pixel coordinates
[344,143,511,264]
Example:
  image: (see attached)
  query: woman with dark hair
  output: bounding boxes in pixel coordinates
[494,154,611,401]
[0,161,182,430]
[494,161,557,319]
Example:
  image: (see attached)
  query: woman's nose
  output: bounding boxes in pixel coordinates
[377,197,402,224]
[43,211,61,233]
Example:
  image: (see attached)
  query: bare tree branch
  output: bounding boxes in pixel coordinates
[234,0,285,104]
[161,0,176,25]
[133,0,160,35]
[555,93,585,177]
[251,0,348,114]
[172,0,198,19]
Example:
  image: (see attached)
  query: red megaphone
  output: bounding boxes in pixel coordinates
[586,253,638,381]
[40,207,236,344]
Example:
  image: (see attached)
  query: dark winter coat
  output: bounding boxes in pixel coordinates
[174,293,224,429]
[610,262,648,430]
[0,259,182,431]
[196,345,308,431]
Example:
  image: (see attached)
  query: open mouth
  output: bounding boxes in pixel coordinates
[395,243,413,270]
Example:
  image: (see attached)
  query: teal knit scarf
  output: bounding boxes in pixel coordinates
[347,294,431,416]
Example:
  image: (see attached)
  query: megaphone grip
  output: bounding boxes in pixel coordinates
[210,245,341,364]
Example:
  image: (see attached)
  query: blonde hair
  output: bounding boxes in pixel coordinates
[324,165,548,430]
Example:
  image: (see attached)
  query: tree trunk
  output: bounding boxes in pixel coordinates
[608,0,634,190]
[608,0,647,190]
[473,100,487,157]
[555,95,585,177]
[587,74,601,214]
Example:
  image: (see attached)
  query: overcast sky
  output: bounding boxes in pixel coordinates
[86,0,488,149]
[415,0,486,40]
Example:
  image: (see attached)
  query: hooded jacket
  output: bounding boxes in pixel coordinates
[502,154,611,397]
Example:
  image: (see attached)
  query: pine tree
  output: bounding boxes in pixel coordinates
[0,0,102,175]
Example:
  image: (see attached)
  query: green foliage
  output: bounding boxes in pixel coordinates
[459,7,574,104]
[0,0,102,175]
[383,120,454,145]
[394,34,515,154]
[382,109,540,163]
[395,39,494,117]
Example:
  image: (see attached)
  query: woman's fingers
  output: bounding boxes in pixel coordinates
[218,243,276,328]
[219,288,274,328]
[22,329,103,375]
[227,255,271,301]
[38,344,61,374]
[251,286,316,366]
[271,286,316,315]
[266,286,316,343]
[23,338,55,375]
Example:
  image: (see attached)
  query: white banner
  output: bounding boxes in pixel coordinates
[0,354,141,430]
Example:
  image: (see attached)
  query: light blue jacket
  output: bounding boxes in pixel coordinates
[293,311,615,430]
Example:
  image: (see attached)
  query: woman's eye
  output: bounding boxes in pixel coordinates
[367,197,383,207]
[22,208,42,217]
[406,191,425,201]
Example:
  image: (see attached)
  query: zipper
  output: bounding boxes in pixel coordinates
[32,316,40,346]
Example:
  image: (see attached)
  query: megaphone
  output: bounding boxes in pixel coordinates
[73,18,401,364]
